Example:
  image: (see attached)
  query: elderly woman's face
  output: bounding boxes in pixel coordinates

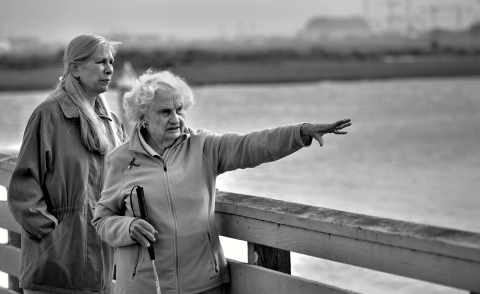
[145,93,186,142]
[76,49,114,97]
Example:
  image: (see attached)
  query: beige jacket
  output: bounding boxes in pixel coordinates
[93,123,309,294]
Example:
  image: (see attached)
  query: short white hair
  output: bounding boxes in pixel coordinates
[123,69,195,123]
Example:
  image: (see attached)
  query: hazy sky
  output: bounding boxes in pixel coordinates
[1,0,479,42]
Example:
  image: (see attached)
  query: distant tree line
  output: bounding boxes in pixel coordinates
[1,45,479,70]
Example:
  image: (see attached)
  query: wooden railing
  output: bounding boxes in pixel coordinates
[1,152,480,294]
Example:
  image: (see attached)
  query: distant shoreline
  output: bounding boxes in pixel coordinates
[1,57,480,91]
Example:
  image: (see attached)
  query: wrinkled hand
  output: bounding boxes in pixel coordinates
[129,218,157,247]
[301,119,352,147]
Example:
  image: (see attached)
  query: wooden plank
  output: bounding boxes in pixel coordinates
[0,153,16,171]
[0,169,12,189]
[0,287,20,294]
[215,212,480,293]
[0,201,21,234]
[8,232,21,293]
[225,259,358,294]
[0,244,20,277]
[216,192,480,263]
[0,152,16,189]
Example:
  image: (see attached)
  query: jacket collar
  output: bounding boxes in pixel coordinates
[55,91,111,121]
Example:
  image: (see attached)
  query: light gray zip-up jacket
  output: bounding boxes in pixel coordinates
[92,123,310,294]
[8,93,127,293]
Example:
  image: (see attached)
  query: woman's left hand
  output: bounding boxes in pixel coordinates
[301,119,352,147]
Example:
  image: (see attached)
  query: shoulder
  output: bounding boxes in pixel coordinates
[104,142,130,176]
[187,127,215,139]
[107,140,131,163]
[33,95,62,114]
[185,128,226,151]
[46,92,80,119]
[31,92,78,120]
[184,127,210,144]
[26,94,64,126]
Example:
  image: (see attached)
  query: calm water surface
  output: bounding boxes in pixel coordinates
[1,77,479,293]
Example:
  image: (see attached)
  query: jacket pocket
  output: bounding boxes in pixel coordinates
[206,232,219,274]
[38,219,70,254]
[178,231,221,291]
[131,245,142,278]
[125,245,143,292]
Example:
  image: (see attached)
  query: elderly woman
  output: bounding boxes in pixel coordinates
[8,34,127,294]
[92,69,351,294]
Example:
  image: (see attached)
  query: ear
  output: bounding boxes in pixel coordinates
[71,62,80,78]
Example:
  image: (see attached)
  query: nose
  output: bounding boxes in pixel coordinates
[105,63,113,75]
[170,112,179,123]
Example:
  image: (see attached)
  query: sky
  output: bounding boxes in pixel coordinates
[1,0,479,43]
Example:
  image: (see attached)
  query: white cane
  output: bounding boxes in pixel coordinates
[136,186,162,294]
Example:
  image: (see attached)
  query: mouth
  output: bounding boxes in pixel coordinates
[100,79,111,84]
[166,126,180,132]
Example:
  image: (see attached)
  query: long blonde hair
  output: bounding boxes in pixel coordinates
[49,34,123,153]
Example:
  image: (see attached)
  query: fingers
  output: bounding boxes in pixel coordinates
[335,119,351,129]
[313,133,325,147]
[332,129,348,135]
[331,119,352,134]
[129,219,157,248]
[311,119,351,146]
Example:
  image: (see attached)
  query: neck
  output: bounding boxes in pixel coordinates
[144,130,175,156]
[85,95,97,107]
[82,87,100,107]
[62,87,97,106]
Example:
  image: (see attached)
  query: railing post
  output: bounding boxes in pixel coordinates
[247,242,291,274]
[8,230,22,293]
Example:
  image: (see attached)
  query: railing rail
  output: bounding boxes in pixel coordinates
[1,152,480,294]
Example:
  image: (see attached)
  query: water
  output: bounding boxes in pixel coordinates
[1,77,479,293]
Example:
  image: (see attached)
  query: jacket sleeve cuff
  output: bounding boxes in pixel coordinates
[297,123,312,147]
[92,206,139,247]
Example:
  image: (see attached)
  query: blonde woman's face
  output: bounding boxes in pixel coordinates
[145,93,186,143]
[76,49,114,97]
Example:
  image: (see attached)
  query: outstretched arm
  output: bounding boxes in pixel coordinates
[300,119,352,147]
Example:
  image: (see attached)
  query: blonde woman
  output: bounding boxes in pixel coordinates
[8,34,128,294]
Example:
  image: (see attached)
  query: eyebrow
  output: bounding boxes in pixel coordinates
[94,50,113,60]
[158,104,183,110]
[97,55,114,60]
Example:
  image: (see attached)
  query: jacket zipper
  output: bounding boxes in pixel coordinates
[162,151,181,293]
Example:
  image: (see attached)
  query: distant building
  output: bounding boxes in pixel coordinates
[299,16,372,40]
